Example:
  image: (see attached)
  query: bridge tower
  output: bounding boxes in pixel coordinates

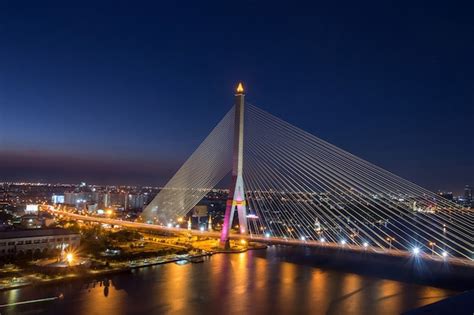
[219,83,248,249]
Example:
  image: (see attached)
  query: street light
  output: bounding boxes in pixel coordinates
[66,253,74,265]
[428,241,436,255]
[386,237,395,250]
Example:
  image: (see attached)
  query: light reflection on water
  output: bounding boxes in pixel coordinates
[0,247,458,315]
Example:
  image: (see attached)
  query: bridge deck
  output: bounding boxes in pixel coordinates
[50,210,474,269]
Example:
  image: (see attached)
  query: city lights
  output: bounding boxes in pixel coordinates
[1,6,473,314]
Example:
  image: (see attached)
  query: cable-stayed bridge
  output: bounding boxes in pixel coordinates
[141,83,472,262]
[54,83,473,266]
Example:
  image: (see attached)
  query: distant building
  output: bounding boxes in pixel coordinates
[464,185,472,203]
[0,228,80,257]
[51,194,65,204]
[25,204,39,214]
[438,191,453,201]
[18,214,42,229]
[64,192,93,205]
[193,205,208,218]
[16,213,56,229]
[105,192,126,208]
[127,194,146,210]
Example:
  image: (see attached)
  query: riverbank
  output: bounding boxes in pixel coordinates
[0,242,266,292]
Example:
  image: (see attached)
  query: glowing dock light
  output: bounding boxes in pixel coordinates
[319,237,326,243]
[412,247,420,255]
[66,253,74,264]
[300,236,306,241]
[240,239,247,245]
[167,223,172,228]
[265,233,270,238]
[340,239,347,245]
[200,226,205,232]
[363,242,369,248]
[442,251,448,258]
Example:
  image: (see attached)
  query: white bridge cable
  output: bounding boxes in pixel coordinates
[245,128,402,249]
[142,106,235,223]
[245,111,468,257]
[248,104,469,221]
[140,100,472,260]
[244,103,473,259]
[246,105,472,248]
[245,112,430,252]
[246,105,472,258]
[246,105,471,246]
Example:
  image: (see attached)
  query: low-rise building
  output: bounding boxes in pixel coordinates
[0,228,80,257]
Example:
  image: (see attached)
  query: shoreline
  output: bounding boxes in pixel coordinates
[0,246,261,292]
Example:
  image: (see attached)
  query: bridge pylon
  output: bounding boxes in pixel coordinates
[219,83,248,249]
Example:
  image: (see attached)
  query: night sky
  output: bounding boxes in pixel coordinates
[0,1,472,194]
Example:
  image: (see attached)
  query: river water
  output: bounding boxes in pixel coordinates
[0,246,460,315]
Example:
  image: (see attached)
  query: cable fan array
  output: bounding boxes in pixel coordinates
[142,101,472,260]
[243,104,473,260]
[142,106,234,224]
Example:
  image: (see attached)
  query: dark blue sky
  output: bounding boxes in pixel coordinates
[0,1,472,193]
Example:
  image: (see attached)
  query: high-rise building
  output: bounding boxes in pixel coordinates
[107,192,126,207]
[64,192,92,205]
[127,194,146,210]
[464,185,472,202]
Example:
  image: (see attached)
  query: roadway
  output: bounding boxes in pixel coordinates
[49,209,474,269]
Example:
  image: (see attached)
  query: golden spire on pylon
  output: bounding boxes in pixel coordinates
[236,82,244,94]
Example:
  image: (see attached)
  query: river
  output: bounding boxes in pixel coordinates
[0,246,460,315]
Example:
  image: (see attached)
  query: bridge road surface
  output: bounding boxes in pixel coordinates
[49,209,474,269]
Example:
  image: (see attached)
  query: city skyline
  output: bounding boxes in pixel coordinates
[1,1,473,193]
[0,3,473,314]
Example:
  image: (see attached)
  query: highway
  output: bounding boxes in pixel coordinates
[49,209,474,269]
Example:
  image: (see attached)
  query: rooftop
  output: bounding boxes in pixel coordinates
[0,228,79,240]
